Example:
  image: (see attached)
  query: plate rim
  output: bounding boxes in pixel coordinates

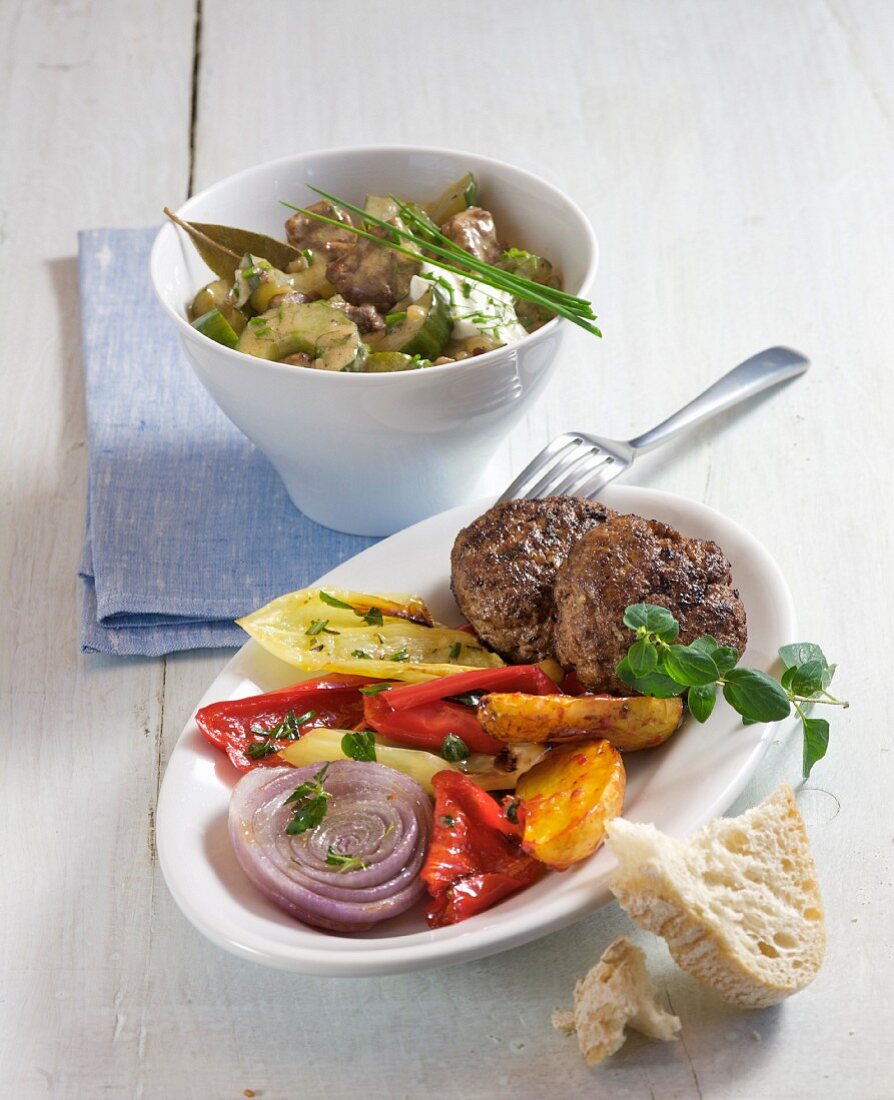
[156,486,797,976]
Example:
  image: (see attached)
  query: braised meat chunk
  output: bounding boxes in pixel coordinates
[284,200,356,255]
[440,206,502,263]
[451,497,615,664]
[326,225,421,312]
[553,514,747,694]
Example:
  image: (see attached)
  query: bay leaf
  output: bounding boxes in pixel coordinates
[163,207,303,279]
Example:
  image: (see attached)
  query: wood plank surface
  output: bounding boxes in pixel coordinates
[2,0,892,1096]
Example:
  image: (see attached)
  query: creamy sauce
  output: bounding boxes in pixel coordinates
[409,263,528,345]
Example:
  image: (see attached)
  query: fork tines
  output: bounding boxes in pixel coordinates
[497,432,616,503]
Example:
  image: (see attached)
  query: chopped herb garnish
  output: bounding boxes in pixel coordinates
[246,708,316,759]
[388,647,410,662]
[362,607,384,627]
[305,618,339,636]
[301,248,314,265]
[249,316,268,327]
[341,730,377,762]
[448,641,462,660]
[447,691,485,708]
[283,763,331,835]
[319,590,353,609]
[325,845,369,873]
[504,798,521,825]
[310,644,325,652]
[351,649,372,659]
[439,814,456,828]
[441,733,470,762]
[384,310,407,331]
[359,682,393,696]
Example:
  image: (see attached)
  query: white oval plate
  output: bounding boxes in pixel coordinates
[156,486,796,976]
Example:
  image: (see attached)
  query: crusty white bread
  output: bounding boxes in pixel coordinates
[552,936,681,1065]
[606,783,825,1009]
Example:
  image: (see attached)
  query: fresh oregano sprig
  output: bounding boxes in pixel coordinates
[616,604,848,779]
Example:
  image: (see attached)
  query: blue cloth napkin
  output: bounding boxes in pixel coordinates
[78,228,377,656]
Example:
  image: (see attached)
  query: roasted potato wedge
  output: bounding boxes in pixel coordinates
[516,739,626,869]
[478,692,683,751]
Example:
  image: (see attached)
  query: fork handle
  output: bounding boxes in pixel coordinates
[628,346,810,453]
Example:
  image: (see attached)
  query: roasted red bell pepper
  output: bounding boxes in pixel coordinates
[421,772,543,927]
[363,693,504,755]
[383,664,560,712]
[196,674,377,771]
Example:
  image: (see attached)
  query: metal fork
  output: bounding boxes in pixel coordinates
[498,346,809,503]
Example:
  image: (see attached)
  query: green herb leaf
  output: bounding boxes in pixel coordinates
[246,708,316,759]
[622,603,680,643]
[442,733,470,762]
[341,730,377,762]
[439,814,455,827]
[283,763,331,835]
[687,683,717,723]
[787,659,828,698]
[504,798,520,825]
[359,682,393,696]
[389,647,410,662]
[305,619,335,636]
[616,656,686,698]
[446,691,485,708]
[448,641,462,660]
[662,643,720,687]
[319,590,353,609]
[325,845,369,873]
[779,642,828,670]
[351,649,371,659]
[627,638,658,677]
[722,669,791,722]
[801,716,830,778]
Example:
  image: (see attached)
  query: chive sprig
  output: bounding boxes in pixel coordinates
[280,185,601,337]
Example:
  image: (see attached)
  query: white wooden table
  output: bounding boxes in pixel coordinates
[3,2,891,1096]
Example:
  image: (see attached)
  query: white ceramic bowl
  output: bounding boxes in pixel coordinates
[150,146,598,536]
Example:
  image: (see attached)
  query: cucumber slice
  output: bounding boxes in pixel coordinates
[425,172,478,224]
[190,278,232,321]
[285,251,336,299]
[367,289,450,358]
[363,194,400,225]
[192,308,239,349]
[364,352,429,373]
[236,300,367,372]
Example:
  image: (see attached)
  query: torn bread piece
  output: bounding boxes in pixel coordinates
[607,783,825,1009]
[552,936,681,1065]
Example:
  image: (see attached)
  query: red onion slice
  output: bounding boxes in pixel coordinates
[229,761,432,932]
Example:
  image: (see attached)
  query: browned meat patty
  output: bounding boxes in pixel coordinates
[450,497,615,663]
[553,513,747,694]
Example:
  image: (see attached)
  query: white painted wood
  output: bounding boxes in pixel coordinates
[3,0,892,1096]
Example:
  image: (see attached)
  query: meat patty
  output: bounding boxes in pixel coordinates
[552,514,747,694]
[450,497,615,663]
